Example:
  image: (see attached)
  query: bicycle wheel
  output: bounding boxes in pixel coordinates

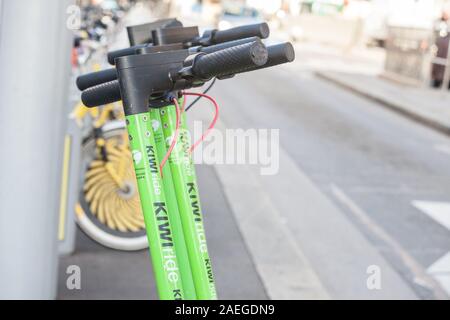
[77,120,148,251]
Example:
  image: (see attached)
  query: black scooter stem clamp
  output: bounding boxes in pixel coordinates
[108,25,200,65]
[127,18,183,46]
[115,50,191,116]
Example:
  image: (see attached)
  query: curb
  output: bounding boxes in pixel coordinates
[208,117,330,300]
[316,71,450,137]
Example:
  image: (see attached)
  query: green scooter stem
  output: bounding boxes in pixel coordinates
[149,106,197,300]
[160,105,218,300]
[125,112,184,300]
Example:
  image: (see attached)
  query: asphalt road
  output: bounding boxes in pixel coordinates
[206,61,450,299]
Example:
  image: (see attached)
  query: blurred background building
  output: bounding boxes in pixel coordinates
[142,0,450,88]
[75,0,450,88]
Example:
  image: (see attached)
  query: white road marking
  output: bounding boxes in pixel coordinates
[426,252,450,296]
[434,144,450,156]
[428,252,450,273]
[331,184,449,299]
[412,201,450,231]
[412,201,450,295]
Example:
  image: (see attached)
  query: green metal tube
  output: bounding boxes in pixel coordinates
[126,112,184,300]
[160,104,218,300]
[149,107,197,300]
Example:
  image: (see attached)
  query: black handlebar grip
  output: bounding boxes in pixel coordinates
[262,42,295,68]
[199,37,260,54]
[76,68,117,91]
[107,44,147,65]
[81,80,121,107]
[218,42,295,79]
[192,41,268,80]
[212,23,270,44]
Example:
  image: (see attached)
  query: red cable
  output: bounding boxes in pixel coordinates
[181,94,187,111]
[159,98,181,176]
[182,92,219,154]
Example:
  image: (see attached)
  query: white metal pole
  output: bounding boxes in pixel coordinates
[0,0,74,299]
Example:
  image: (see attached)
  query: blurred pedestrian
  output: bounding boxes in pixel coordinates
[431,11,450,89]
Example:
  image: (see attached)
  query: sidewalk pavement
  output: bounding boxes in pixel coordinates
[316,71,450,135]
